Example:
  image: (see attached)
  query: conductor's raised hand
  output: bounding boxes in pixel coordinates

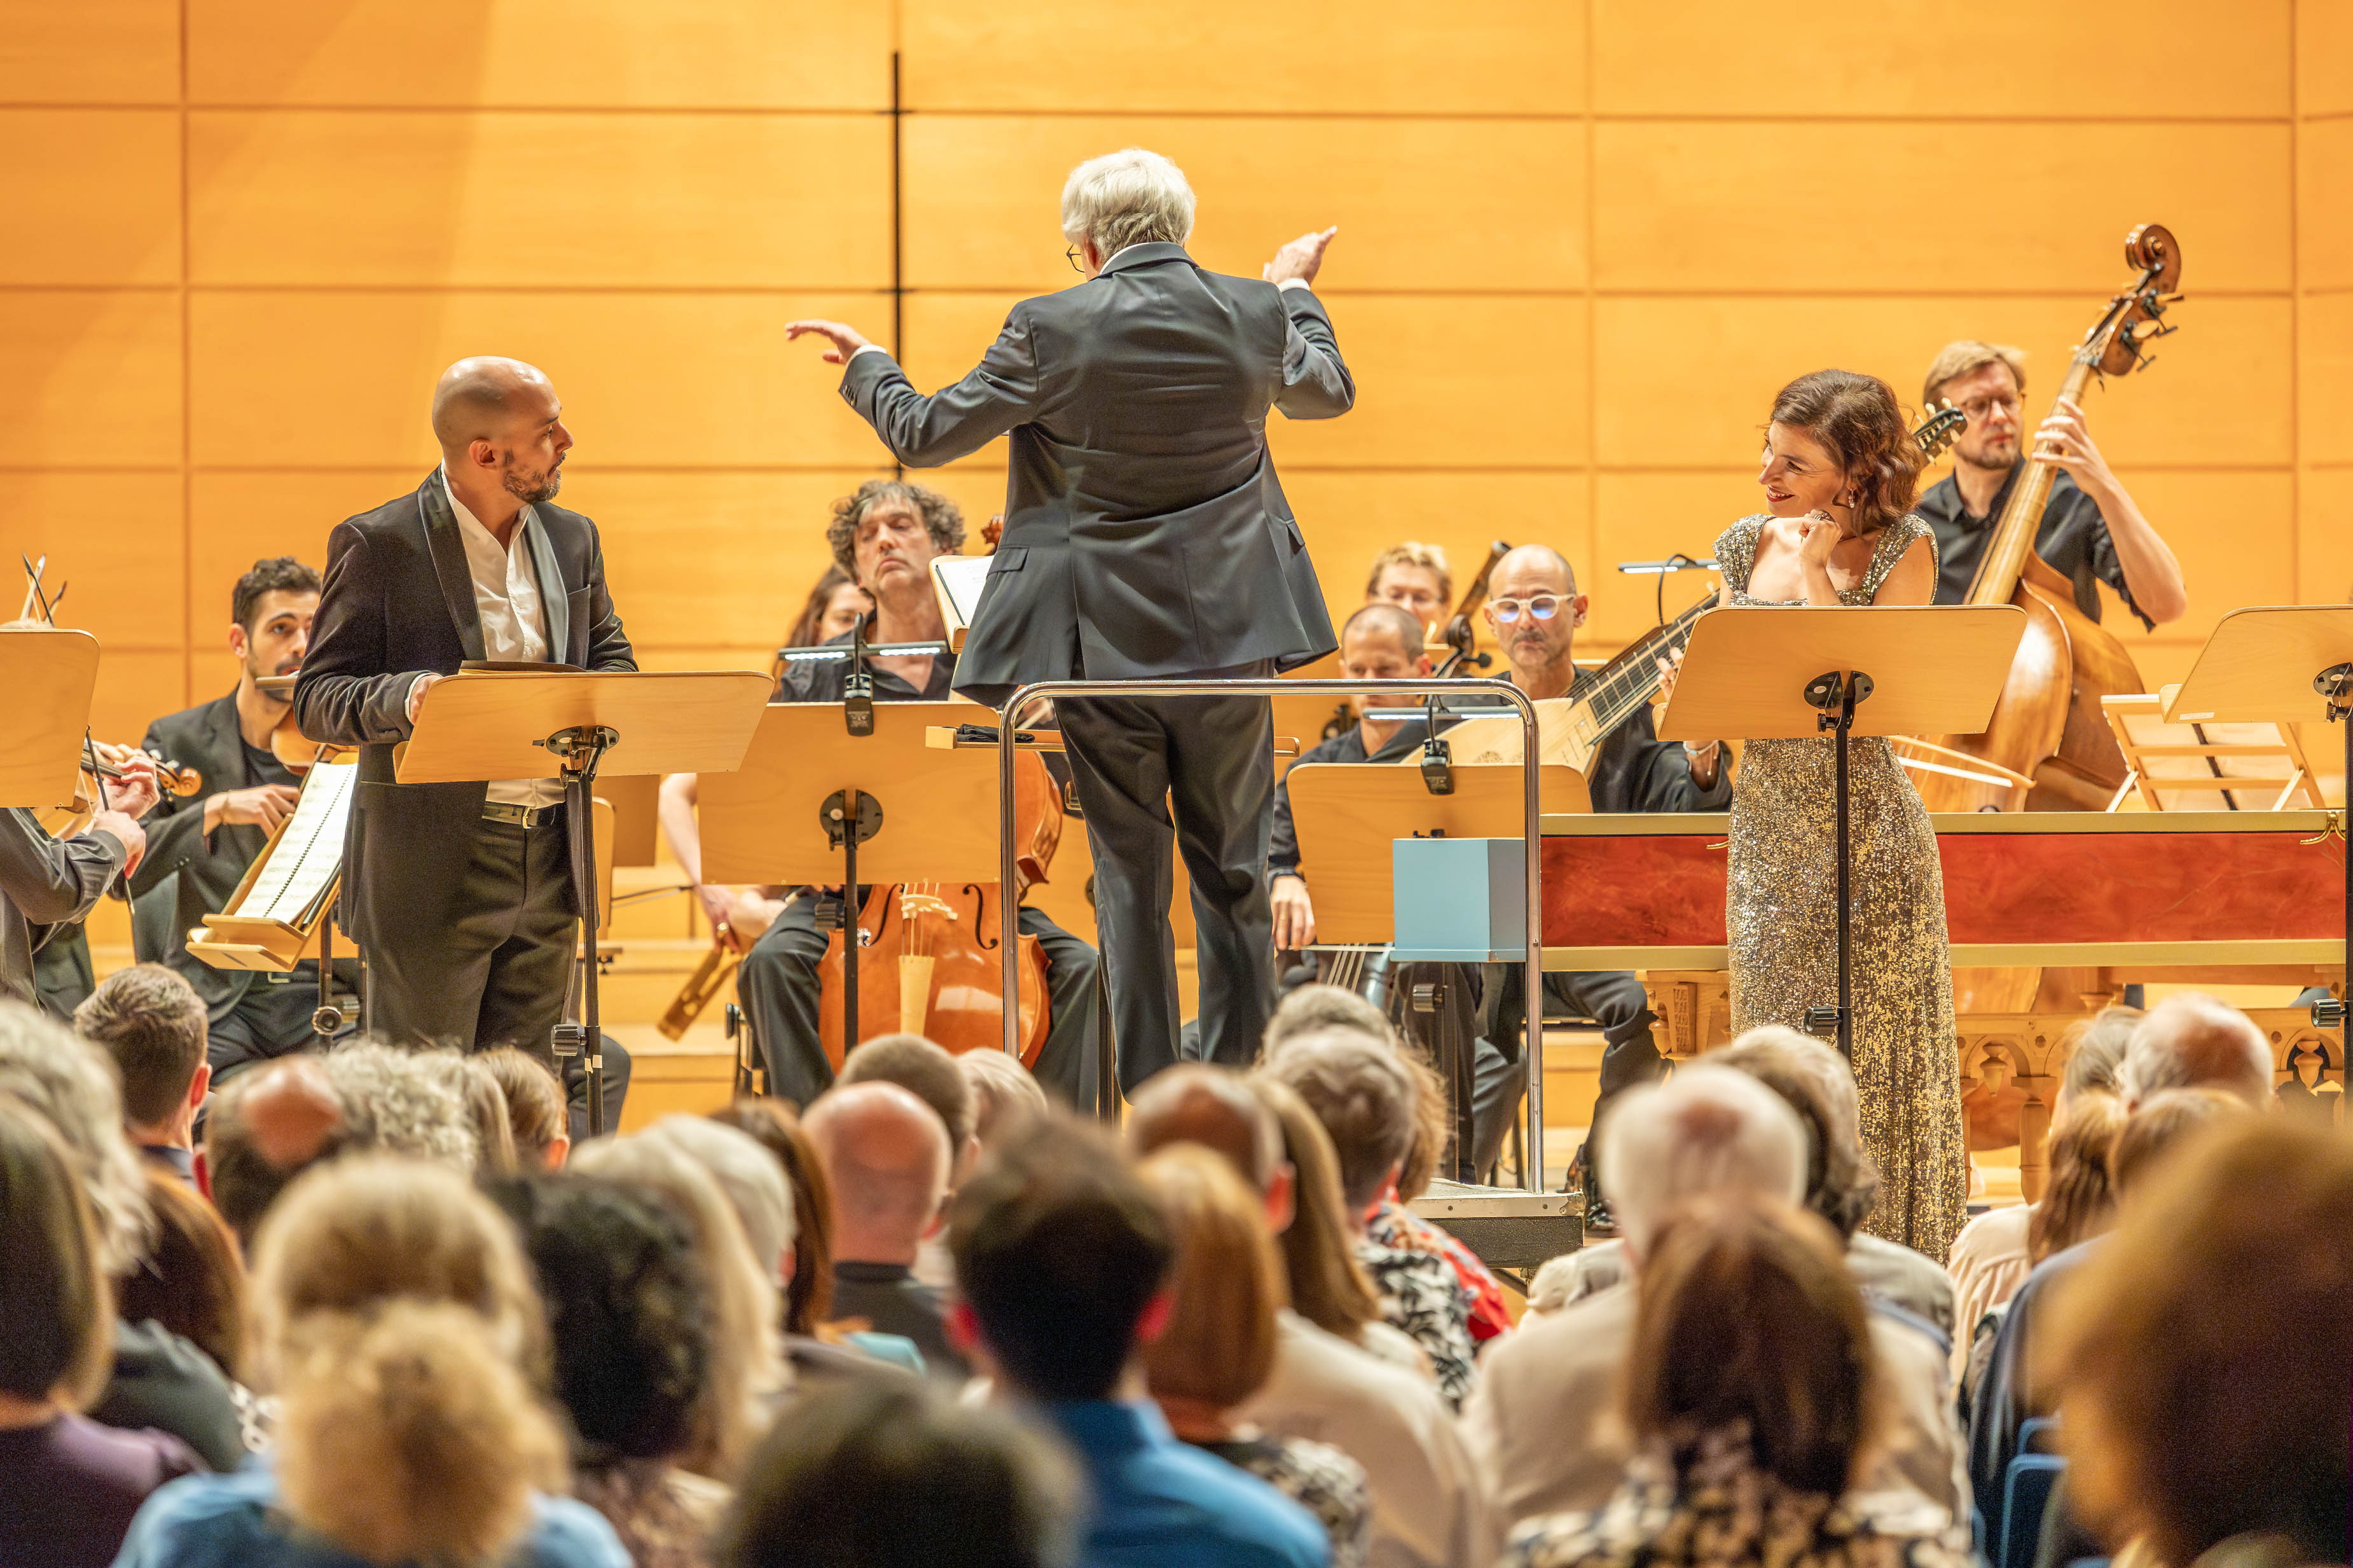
[1264,227,1339,288]
[785,320,876,366]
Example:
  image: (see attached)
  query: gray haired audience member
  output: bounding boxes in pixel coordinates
[201,1056,350,1248]
[719,1379,1080,1568]
[1465,1065,1970,1532]
[2120,993,2274,1108]
[73,964,210,1184]
[960,1047,1050,1147]
[322,1041,480,1169]
[640,1113,796,1292]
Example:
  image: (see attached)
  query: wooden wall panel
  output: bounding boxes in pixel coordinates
[0,1,179,104]
[1594,121,2291,293]
[2301,1,2353,117]
[0,112,181,285]
[2298,117,2353,292]
[1594,0,2291,118]
[1594,295,2293,470]
[0,472,185,650]
[190,291,892,468]
[902,116,1587,292]
[189,112,892,289]
[92,651,189,745]
[1275,470,1593,608]
[2299,487,2353,605]
[2302,292,2353,467]
[900,0,1585,115]
[0,291,181,465]
[188,0,890,109]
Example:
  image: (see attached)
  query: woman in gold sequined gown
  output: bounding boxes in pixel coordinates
[1702,371,1968,1260]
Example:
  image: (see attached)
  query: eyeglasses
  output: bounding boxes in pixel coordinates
[1957,393,2021,422]
[1066,245,1086,273]
[1489,596,1566,624]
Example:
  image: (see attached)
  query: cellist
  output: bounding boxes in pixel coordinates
[1915,340,2187,627]
[659,481,1102,1107]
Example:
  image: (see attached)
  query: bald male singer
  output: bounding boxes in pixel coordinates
[293,357,633,1126]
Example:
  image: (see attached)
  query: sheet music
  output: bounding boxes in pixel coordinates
[240,763,355,926]
[932,556,991,628]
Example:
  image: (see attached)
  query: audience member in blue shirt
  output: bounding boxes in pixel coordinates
[946,1122,1330,1568]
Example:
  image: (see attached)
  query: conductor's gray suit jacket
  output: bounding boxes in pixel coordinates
[838,242,1353,707]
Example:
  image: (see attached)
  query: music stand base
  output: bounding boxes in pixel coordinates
[548,724,614,1139]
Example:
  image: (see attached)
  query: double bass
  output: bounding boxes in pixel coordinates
[814,519,1062,1068]
[1908,224,2183,813]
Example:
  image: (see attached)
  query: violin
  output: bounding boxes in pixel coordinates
[1908,223,2181,814]
[811,518,1063,1066]
[40,741,200,840]
[254,674,355,774]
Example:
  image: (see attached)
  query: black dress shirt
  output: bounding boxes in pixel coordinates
[1915,467,2151,629]
[776,629,955,703]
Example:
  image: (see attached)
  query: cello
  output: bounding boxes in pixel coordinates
[1907,223,2183,814]
[813,518,1062,1068]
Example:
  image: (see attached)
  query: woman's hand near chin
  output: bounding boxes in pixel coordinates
[1795,511,1842,568]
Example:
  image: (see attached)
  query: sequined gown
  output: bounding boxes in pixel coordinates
[1713,514,1968,1260]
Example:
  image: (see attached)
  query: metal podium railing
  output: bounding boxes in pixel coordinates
[993,677,1548,1192]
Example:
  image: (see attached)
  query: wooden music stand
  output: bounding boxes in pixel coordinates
[1656,605,2025,1055]
[2102,688,2323,812]
[0,628,101,809]
[696,699,1007,1061]
[2165,606,2353,1030]
[399,670,770,1134]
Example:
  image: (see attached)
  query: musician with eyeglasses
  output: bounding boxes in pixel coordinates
[1460,545,1730,1223]
[1915,340,2186,626]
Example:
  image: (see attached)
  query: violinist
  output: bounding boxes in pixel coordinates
[127,558,355,1082]
[663,483,1102,1106]
[1916,340,2186,626]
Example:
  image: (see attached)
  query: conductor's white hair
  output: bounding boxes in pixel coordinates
[1599,1064,1807,1259]
[1061,148,1195,258]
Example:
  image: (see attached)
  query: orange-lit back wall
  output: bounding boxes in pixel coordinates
[3,0,2349,743]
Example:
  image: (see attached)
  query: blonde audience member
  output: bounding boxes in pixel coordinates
[2041,1118,2350,1568]
[114,1155,626,1567]
[0,1099,199,1568]
[708,1097,838,1334]
[641,1114,796,1291]
[480,1047,570,1169]
[962,1045,1051,1146]
[1501,1197,1969,1568]
[1138,1143,1374,1568]
[572,1131,787,1480]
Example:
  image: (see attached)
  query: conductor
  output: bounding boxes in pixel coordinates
[788,148,1353,1091]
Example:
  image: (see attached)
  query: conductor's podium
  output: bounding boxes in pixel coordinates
[1472,810,2345,1200]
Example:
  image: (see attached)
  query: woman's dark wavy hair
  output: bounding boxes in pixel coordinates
[483,1173,712,1464]
[825,480,965,581]
[1769,369,1929,540]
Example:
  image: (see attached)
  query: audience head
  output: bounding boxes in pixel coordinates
[948,1120,1173,1403]
[836,1034,978,1179]
[1264,982,1393,1057]
[484,1173,712,1468]
[642,1113,796,1289]
[804,1082,950,1267]
[441,1054,518,1174]
[570,1129,784,1476]
[2057,1005,2141,1110]
[2122,994,2273,1109]
[1136,1144,1285,1419]
[2044,1118,2352,1566]
[2027,1089,2126,1265]
[960,1049,1050,1147]
[1601,1064,1808,1261]
[324,1040,480,1169]
[1628,1195,1875,1496]
[708,1097,837,1333]
[1709,1026,1879,1239]
[478,1047,569,1169]
[202,1055,349,1249]
[0,1000,148,1276]
[247,1153,546,1389]
[0,1096,116,1412]
[275,1301,567,1568]
[1126,1063,1287,1197]
[2108,1086,2247,1199]
[72,963,209,1139]
[721,1378,1080,1568]
[1061,147,1194,262]
[116,1165,247,1377]
[1246,1076,1383,1341]
[1263,1029,1417,1220]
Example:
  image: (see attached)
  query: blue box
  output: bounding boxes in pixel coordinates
[1389,837,1528,963]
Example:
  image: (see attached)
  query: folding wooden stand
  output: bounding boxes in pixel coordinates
[0,628,101,810]
[2166,607,2353,1031]
[1657,605,2024,1056]
[399,669,770,1134]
